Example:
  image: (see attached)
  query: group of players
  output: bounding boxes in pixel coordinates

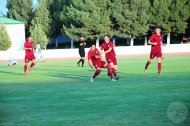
[24,27,166,82]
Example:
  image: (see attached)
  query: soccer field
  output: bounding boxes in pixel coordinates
[0,55,190,126]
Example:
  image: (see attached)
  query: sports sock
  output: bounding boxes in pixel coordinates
[77,59,82,64]
[145,61,151,70]
[30,63,35,68]
[93,69,101,79]
[24,65,28,72]
[106,65,113,79]
[158,63,162,73]
[82,60,84,67]
[111,68,117,77]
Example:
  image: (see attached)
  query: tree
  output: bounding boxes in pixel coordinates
[0,24,11,51]
[61,0,112,40]
[30,24,48,49]
[30,0,52,37]
[7,0,33,37]
[111,0,150,45]
[150,0,190,44]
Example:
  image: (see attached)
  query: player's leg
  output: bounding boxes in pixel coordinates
[102,62,114,80]
[29,59,36,73]
[157,57,162,75]
[24,62,28,76]
[144,53,155,72]
[77,57,82,67]
[91,67,101,82]
[110,62,119,80]
[81,57,85,67]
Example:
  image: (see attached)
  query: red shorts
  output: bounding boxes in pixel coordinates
[25,54,36,63]
[93,60,107,68]
[150,51,162,59]
[106,56,117,65]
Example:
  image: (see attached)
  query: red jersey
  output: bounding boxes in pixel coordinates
[101,41,116,58]
[149,34,163,52]
[24,41,34,56]
[88,48,101,63]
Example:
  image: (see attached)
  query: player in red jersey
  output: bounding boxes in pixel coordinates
[23,37,36,76]
[144,27,166,75]
[88,44,116,82]
[100,35,119,80]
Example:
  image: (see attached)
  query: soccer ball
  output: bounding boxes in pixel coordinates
[8,59,17,66]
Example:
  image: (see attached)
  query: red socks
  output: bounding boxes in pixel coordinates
[145,61,150,70]
[106,65,113,79]
[30,63,35,68]
[24,65,27,72]
[93,69,101,79]
[158,63,162,73]
[112,68,117,77]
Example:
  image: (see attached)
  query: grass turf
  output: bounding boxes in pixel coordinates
[0,56,190,126]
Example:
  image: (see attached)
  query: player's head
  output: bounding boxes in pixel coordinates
[79,35,85,41]
[90,44,96,51]
[155,27,161,35]
[38,42,40,44]
[27,37,32,42]
[104,35,110,43]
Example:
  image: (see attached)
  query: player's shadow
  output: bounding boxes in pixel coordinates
[0,70,23,75]
[46,73,90,81]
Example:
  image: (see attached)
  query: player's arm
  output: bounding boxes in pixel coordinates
[161,42,166,46]
[88,60,95,70]
[148,35,157,45]
[103,47,112,54]
[23,47,32,50]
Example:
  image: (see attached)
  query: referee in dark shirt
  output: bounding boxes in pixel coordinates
[77,36,86,67]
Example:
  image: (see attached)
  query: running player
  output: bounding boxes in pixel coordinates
[100,35,119,80]
[77,36,86,67]
[23,37,36,76]
[35,42,44,62]
[88,44,116,82]
[144,27,166,75]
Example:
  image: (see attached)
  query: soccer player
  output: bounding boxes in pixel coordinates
[88,44,115,82]
[144,27,166,75]
[35,42,44,62]
[100,35,119,80]
[23,37,36,76]
[77,36,86,67]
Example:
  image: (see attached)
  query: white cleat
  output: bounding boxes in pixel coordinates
[111,78,116,81]
[90,78,94,83]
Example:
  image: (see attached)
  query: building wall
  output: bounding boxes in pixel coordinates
[5,24,25,51]
[0,44,190,61]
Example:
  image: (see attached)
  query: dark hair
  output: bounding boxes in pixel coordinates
[38,42,40,44]
[79,35,84,38]
[104,34,110,38]
[155,26,161,30]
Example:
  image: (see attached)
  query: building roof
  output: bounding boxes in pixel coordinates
[0,16,25,24]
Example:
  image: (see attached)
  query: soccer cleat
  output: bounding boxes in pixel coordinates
[144,68,147,73]
[115,76,119,80]
[90,78,94,82]
[111,78,116,81]
[158,72,161,76]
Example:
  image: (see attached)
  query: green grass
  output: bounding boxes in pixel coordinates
[0,56,190,126]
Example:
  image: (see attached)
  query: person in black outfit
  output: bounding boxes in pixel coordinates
[77,36,86,67]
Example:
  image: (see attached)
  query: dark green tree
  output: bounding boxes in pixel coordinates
[61,0,112,39]
[30,0,52,37]
[7,0,33,37]
[111,0,150,45]
[0,24,11,51]
[30,24,48,49]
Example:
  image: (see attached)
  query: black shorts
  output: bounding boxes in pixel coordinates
[79,52,85,57]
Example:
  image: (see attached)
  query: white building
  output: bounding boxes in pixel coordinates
[0,16,25,51]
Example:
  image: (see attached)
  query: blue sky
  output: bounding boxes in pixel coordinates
[0,0,38,15]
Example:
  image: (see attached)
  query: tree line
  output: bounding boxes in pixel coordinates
[6,0,190,48]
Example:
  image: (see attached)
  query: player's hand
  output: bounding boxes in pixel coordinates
[163,44,167,46]
[153,42,157,45]
[28,48,32,51]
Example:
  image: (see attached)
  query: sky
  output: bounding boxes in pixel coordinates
[0,0,38,15]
